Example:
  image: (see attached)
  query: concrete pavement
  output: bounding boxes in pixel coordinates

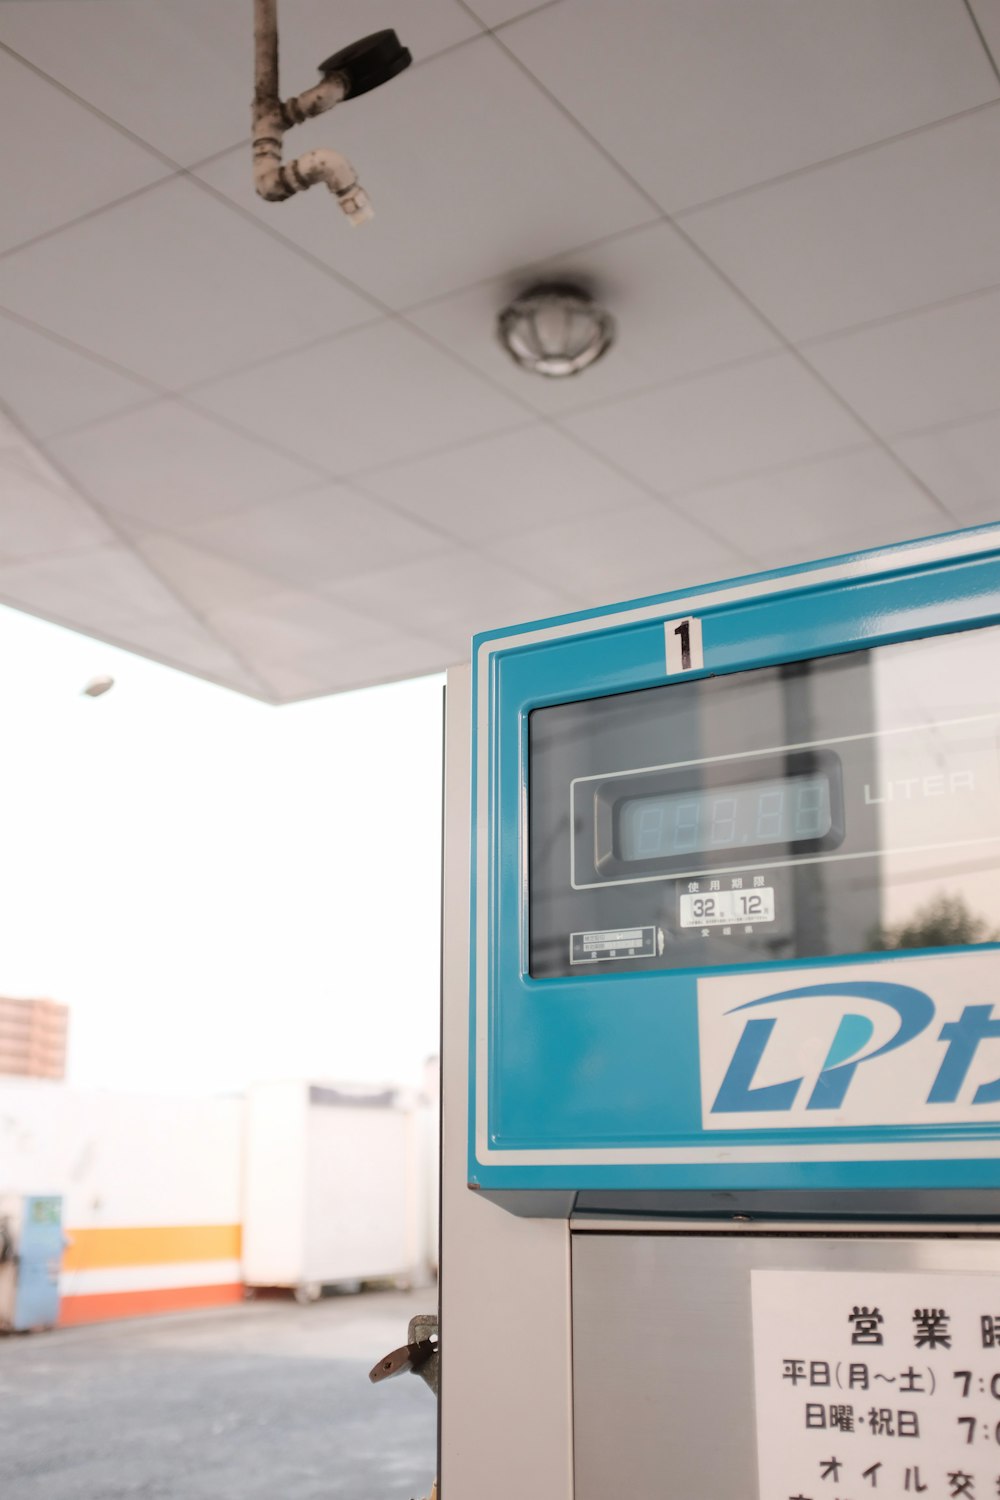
[0,1287,437,1500]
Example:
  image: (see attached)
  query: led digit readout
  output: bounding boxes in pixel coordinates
[619,773,832,862]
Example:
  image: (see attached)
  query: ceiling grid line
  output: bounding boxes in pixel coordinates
[10,13,951,515]
[475,25,960,525]
[0,303,159,382]
[664,94,1000,219]
[0,36,181,170]
[527,421,761,566]
[149,4,571,196]
[396,213,665,317]
[797,277,1000,349]
[16,424,466,701]
[0,0,994,699]
[0,171,181,265]
[0,7,497,186]
[964,0,1000,85]
[0,588,268,700]
[341,469,595,615]
[0,399,278,698]
[137,470,489,596]
[891,406,1000,446]
[2,29,626,675]
[643,439,882,511]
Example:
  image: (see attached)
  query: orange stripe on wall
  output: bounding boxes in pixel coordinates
[59,1282,244,1326]
[62,1224,242,1271]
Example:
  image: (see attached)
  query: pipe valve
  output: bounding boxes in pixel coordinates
[252,5,411,225]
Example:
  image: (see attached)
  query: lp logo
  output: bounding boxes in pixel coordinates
[701,975,1000,1126]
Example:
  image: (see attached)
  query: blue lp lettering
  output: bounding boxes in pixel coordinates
[698,960,1000,1130]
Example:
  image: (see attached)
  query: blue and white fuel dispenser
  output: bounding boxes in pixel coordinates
[440,525,1000,1500]
[0,1195,64,1332]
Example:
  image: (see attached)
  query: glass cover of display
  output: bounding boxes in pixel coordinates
[528,626,1000,977]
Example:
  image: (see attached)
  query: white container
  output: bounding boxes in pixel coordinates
[242,1079,431,1297]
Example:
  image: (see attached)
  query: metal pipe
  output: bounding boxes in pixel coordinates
[251,0,373,226]
[253,0,279,109]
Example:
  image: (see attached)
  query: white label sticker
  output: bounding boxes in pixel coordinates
[664,615,703,674]
[680,887,775,927]
[752,1268,1000,1500]
[569,926,656,964]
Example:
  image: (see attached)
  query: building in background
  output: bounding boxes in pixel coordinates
[0,997,68,1080]
[0,1070,437,1326]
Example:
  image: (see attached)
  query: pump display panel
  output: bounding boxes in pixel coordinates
[470,535,1000,1201]
[529,625,1000,979]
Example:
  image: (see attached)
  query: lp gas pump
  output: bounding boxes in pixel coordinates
[440,525,1000,1500]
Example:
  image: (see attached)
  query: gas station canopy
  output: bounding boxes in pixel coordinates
[0,0,998,701]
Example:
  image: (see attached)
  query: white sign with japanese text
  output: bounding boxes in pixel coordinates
[752,1269,1000,1500]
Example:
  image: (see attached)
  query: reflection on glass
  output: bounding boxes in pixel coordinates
[871,893,999,951]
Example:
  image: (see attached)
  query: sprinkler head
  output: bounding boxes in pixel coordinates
[319,30,412,98]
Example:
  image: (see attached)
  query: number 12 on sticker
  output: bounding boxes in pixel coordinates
[664,616,703,674]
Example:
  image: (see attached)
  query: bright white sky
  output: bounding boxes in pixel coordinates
[0,603,444,1096]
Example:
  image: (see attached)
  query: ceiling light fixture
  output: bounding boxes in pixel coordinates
[496,284,614,379]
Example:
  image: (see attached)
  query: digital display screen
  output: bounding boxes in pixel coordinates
[618,773,832,862]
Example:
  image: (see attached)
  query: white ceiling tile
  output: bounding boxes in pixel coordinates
[500,0,998,211]
[173,484,447,588]
[244,660,329,702]
[488,498,746,603]
[0,0,480,166]
[462,0,551,25]
[803,290,1000,438]
[106,614,268,696]
[891,413,1000,522]
[0,50,168,254]
[0,313,153,440]
[0,0,995,708]
[261,630,453,701]
[46,402,318,529]
[0,446,112,563]
[320,632,454,689]
[681,108,1000,341]
[407,221,778,414]
[488,500,744,603]
[0,178,375,388]
[761,511,947,571]
[671,448,947,567]
[132,534,288,615]
[325,549,578,643]
[193,38,652,306]
[0,544,187,632]
[190,320,527,474]
[561,353,867,495]
[362,425,647,544]
[207,588,400,671]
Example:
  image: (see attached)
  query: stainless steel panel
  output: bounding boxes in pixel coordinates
[441,668,574,1500]
[572,1231,1000,1500]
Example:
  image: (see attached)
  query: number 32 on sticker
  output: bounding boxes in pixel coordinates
[664,616,703,675]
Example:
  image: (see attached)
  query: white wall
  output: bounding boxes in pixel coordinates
[0,1074,437,1316]
[0,1077,242,1228]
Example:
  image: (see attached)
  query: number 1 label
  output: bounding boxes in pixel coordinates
[664,616,703,675]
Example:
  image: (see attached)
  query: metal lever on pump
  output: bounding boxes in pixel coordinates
[370,1314,439,1500]
[369,1313,439,1396]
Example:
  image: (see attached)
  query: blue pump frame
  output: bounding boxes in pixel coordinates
[468,525,1000,1199]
